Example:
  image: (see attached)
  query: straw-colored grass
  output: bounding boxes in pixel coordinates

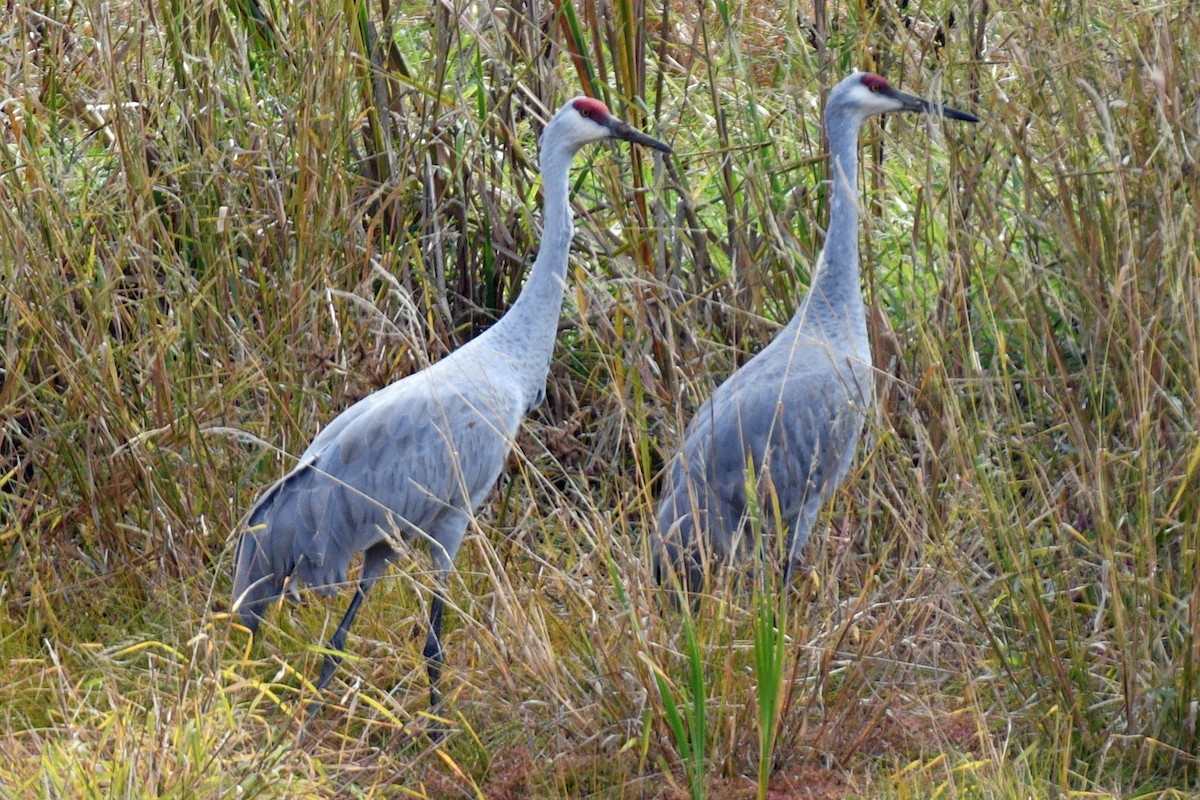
[2,0,1196,797]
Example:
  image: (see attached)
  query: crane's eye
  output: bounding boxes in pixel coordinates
[869,83,881,92]
[580,108,590,117]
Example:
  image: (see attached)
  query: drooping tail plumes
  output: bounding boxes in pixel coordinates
[231,503,289,637]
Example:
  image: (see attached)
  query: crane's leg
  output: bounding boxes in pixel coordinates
[422,547,459,709]
[422,521,464,737]
[423,586,446,708]
[307,543,392,719]
[782,502,820,585]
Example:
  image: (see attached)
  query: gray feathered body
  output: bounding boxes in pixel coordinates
[231,341,538,628]
[655,75,877,587]
[231,121,580,633]
[655,280,873,585]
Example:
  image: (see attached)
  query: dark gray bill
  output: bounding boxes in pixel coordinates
[889,87,980,123]
[607,118,673,153]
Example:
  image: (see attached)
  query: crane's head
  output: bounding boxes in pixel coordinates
[830,72,979,123]
[545,97,673,154]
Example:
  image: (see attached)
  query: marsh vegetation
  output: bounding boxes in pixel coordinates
[1,0,1197,796]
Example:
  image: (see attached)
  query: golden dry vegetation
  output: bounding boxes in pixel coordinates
[1,0,1198,797]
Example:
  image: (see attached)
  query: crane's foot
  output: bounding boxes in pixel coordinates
[291,695,329,751]
[783,559,813,584]
[304,695,326,726]
[420,672,449,743]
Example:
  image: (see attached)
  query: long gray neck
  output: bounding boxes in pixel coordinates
[799,105,865,329]
[480,138,575,371]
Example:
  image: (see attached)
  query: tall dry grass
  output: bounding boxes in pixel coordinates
[1,0,1196,797]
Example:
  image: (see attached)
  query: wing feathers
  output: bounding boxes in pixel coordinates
[232,361,526,616]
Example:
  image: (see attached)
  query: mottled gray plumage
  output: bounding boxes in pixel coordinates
[655,72,977,590]
[232,97,670,717]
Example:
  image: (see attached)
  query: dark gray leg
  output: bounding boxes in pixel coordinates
[782,555,798,586]
[783,504,818,586]
[307,544,392,719]
[422,589,446,709]
[418,517,464,739]
[421,534,461,741]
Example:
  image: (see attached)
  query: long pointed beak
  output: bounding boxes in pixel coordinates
[606,117,673,153]
[889,87,980,123]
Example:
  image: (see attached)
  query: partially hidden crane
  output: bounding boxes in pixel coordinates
[233,98,671,719]
[655,72,977,591]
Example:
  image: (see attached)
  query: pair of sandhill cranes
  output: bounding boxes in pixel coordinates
[231,72,978,721]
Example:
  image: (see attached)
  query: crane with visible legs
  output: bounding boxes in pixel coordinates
[232,97,671,721]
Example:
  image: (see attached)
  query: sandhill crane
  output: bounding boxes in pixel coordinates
[232,98,671,719]
[655,72,977,591]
